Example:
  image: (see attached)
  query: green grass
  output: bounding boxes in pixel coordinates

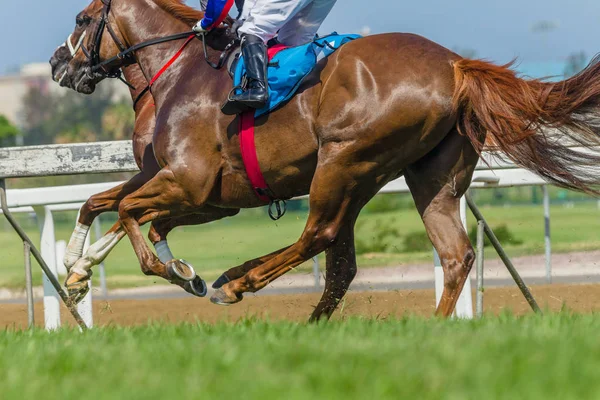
[1,314,600,399]
[0,202,598,289]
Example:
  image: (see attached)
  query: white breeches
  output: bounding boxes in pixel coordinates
[238,0,337,47]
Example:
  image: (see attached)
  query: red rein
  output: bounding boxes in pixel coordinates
[149,34,196,87]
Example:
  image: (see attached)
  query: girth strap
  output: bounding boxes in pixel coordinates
[238,44,288,220]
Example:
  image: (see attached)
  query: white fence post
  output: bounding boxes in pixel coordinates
[542,186,552,283]
[312,256,320,288]
[94,217,108,297]
[76,210,93,328]
[434,250,444,307]
[36,206,61,331]
[455,197,474,318]
[55,240,67,276]
[35,206,94,330]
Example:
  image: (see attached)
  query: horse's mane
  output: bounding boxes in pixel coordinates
[152,0,204,27]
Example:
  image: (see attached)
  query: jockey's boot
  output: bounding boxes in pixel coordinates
[221,34,269,115]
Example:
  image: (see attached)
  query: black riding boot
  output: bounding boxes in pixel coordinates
[221,34,269,115]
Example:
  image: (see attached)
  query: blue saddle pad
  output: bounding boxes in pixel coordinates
[233,33,361,118]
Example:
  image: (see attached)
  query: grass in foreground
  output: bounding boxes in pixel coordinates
[0,313,600,399]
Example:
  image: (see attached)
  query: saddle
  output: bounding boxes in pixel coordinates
[233,33,361,219]
[229,33,361,117]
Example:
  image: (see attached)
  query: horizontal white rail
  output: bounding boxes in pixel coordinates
[2,167,548,211]
[0,202,85,214]
[1,141,597,179]
[2,168,546,211]
[5,182,125,208]
[0,141,136,178]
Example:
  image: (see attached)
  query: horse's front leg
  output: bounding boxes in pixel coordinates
[64,172,153,269]
[65,209,239,303]
[64,221,125,303]
[211,246,292,289]
[118,167,215,296]
[145,207,240,296]
[147,206,239,265]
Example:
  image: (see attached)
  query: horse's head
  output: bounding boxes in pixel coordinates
[49,15,88,89]
[49,0,132,94]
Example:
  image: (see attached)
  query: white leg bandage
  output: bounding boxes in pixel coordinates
[72,230,126,274]
[154,240,175,263]
[64,223,90,269]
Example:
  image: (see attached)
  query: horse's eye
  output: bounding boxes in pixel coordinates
[76,15,91,27]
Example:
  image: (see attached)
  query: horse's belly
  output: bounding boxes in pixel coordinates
[213,125,318,208]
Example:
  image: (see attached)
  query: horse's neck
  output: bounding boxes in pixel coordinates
[121,64,149,105]
[114,0,227,105]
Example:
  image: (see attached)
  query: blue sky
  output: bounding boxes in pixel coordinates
[1,0,598,74]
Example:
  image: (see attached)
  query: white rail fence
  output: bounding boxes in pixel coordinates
[0,141,556,329]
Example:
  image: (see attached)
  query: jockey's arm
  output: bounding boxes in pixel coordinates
[194,0,234,32]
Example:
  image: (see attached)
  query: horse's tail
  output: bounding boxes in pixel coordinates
[452,56,600,195]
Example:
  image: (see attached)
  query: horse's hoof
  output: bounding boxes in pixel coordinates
[166,259,196,282]
[184,276,208,297]
[212,273,231,289]
[64,269,91,305]
[66,283,90,306]
[210,287,243,306]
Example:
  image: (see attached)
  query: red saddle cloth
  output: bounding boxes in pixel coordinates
[238,44,288,203]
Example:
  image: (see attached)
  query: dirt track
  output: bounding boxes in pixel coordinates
[2,283,600,329]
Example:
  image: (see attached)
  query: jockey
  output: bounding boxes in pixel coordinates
[194,0,338,115]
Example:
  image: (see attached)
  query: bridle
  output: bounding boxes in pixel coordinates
[78,0,238,90]
[81,0,135,85]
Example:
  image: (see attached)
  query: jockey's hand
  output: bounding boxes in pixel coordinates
[193,19,209,34]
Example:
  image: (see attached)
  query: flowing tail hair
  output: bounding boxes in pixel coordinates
[452,56,600,195]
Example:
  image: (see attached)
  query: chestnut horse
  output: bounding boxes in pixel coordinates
[59,0,600,318]
[49,22,337,312]
[50,23,240,301]
[49,19,348,316]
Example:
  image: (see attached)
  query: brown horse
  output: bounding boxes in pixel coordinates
[49,15,350,318]
[58,0,600,318]
[50,28,237,300]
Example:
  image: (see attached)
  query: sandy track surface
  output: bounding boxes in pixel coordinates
[2,283,600,329]
[3,250,599,302]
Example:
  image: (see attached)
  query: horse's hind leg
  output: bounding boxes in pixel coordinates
[309,221,357,322]
[404,128,479,317]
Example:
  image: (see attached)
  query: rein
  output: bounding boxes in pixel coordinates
[85,0,238,101]
[130,32,238,108]
[133,33,196,108]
